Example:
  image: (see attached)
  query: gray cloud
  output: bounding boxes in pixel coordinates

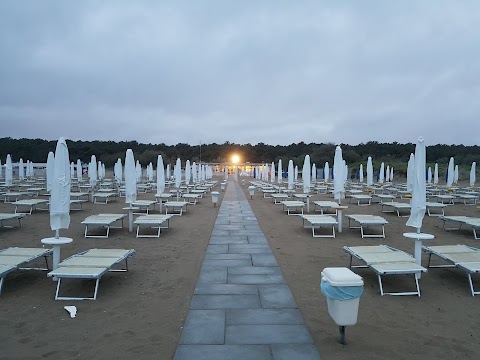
[1,0,479,146]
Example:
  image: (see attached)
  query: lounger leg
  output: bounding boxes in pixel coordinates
[377,274,385,296]
[414,274,421,297]
[473,228,479,240]
[54,278,62,300]
[93,278,100,300]
[0,277,4,295]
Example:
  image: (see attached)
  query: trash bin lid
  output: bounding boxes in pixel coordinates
[211,191,220,195]
[321,267,363,287]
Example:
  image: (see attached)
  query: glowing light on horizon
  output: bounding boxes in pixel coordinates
[232,155,240,164]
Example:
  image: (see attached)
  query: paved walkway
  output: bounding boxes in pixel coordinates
[174,179,321,360]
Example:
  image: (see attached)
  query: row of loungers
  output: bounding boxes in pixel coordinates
[0,247,135,300]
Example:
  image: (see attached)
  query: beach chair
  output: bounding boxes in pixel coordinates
[92,192,117,204]
[280,201,305,215]
[0,213,26,228]
[81,214,127,238]
[422,244,480,296]
[133,214,174,238]
[12,199,49,214]
[343,245,427,296]
[312,201,339,215]
[381,201,411,217]
[131,200,158,214]
[300,214,338,238]
[425,202,448,216]
[439,216,480,240]
[164,201,189,215]
[345,214,389,238]
[270,193,289,204]
[47,248,136,300]
[182,193,202,205]
[0,247,53,295]
[350,194,372,206]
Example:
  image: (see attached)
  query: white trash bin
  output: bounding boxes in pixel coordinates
[321,267,364,344]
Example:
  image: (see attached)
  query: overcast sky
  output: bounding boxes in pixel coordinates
[1,1,479,146]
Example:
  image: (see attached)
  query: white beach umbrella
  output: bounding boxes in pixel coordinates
[102,163,105,179]
[434,163,439,185]
[89,155,97,187]
[174,158,182,189]
[390,167,394,182]
[294,165,298,181]
[386,165,390,182]
[366,157,373,186]
[147,163,153,182]
[271,162,275,183]
[447,157,454,187]
[278,160,282,183]
[135,161,142,181]
[333,146,345,203]
[125,149,137,204]
[70,162,75,179]
[288,160,294,190]
[46,152,55,192]
[77,159,83,182]
[185,160,191,185]
[302,155,311,194]
[5,155,13,187]
[470,162,476,187]
[344,162,348,183]
[406,136,427,232]
[98,161,103,179]
[407,153,415,192]
[166,164,171,180]
[192,162,197,183]
[312,163,317,182]
[18,158,24,180]
[379,162,385,184]
[427,167,432,184]
[50,137,71,235]
[359,164,364,183]
[156,155,165,194]
[324,162,329,182]
[454,165,459,184]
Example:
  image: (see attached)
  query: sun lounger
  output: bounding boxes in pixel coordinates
[182,193,202,205]
[280,201,305,215]
[372,194,396,203]
[0,247,53,295]
[439,216,480,239]
[350,194,372,206]
[81,214,127,238]
[343,245,427,296]
[47,248,135,300]
[164,201,189,215]
[270,193,289,204]
[131,200,158,214]
[12,199,49,214]
[92,192,117,204]
[422,244,480,296]
[300,215,338,237]
[454,194,479,205]
[425,202,448,216]
[70,199,88,211]
[133,214,174,238]
[434,194,455,205]
[3,192,29,203]
[0,213,26,228]
[313,201,339,215]
[381,201,411,217]
[345,214,389,238]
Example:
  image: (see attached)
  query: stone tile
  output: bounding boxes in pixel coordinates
[174,345,271,360]
[198,267,227,284]
[179,310,225,344]
[271,344,321,360]
[229,244,271,254]
[215,225,245,231]
[252,254,278,266]
[190,295,261,309]
[195,284,258,295]
[259,285,297,309]
[226,325,313,344]
[203,259,252,267]
[230,230,264,236]
[228,266,282,275]
[228,274,285,285]
[247,236,269,244]
[210,236,248,244]
[226,309,304,325]
[206,245,229,254]
[211,230,230,236]
[205,254,251,260]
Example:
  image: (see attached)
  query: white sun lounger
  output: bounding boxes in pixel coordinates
[12,199,49,215]
[439,216,480,239]
[381,201,411,217]
[0,213,26,228]
[70,199,88,211]
[131,200,158,214]
[300,215,338,238]
[47,248,135,300]
[345,214,389,238]
[133,214,174,238]
[271,193,289,204]
[81,214,127,238]
[425,202,448,216]
[343,245,427,296]
[92,192,117,204]
[182,193,202,204]
[312,201,339,215]
[422,244,480,296]
[280,201,305,215]
[0,247,53,295]
[350,194,372,206]
[3,192,29,203]
[164,201,189,215]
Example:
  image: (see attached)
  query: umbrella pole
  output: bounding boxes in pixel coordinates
[128,203,133,233]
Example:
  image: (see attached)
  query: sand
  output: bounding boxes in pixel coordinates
[1,178,480,360]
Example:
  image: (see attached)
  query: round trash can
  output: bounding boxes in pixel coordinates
[211,191,220,207]
[248,186,255,199]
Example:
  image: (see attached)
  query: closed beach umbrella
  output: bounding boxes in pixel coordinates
[406,136,426,233]
[136,161,142,181]
[386,165,390,182]
[46,152,55,192]
[470,162,476,187]
[18,158,24,180]
[288,160,294,190]
[174,158,182,189]
[302,155,311,194]
[125,149,137,204]
[390,167,394,182]
[379,163,385,184]
[271,162,275,183]
[185,160,191,185]
[5,155,13,187]
[333,146,345,203]
[427,167,432,184]
[77,159,82,182]
[156,155,165,195]
[359,164,364,183]
[434,163,439,185]
[324,162,329,182]
[366,157,373,186]
[192,162,198,183]
[166,164,171,180]
[407,154,415,192]
[89,155,97,187]
[50,137,71,235]
[454,165,459,184]
[69,162,74,179]
[278,160,282,183]
[294,165,298,181]
[312,163,317,182]
[447,157,454,187]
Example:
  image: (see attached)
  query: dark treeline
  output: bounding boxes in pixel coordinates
[1,137,479,177]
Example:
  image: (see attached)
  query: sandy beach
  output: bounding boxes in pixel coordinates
[1,177,480,360]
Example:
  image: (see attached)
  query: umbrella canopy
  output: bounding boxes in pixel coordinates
[156,155,165,195]
[278,160,282,183]
[359,164,364,182]
[18,158,24,180]
[50,137,71,233]
[454,165,459,184]
[447,157,454,187]
[166,164,171,180]
[312,163,317,182]
[379,162,385,183]
[135,161,142,181]
[147,163,154,182]
[333,146,345,202]
[114,158,123,184]
[390,167,394,181]
[89,155,97,187]
[46,152,55,192]
[294,165,298,181]
[174,158,182,188]
[97,161,103,179]
[192,162,197,183]
[434,163,439,185]
[427,167,432,183]
[406,136,426,231]
[185,160,191,185]
[125,149,137,204]
[470,162,476,187]
[407,153,415,192]
[288,160,294,190]
[324,162,329,182]
[271,162,275,183]
[5,155,13,186]
[366,157,373,186]
[386,165,390,182]
[77,159,83,181]
[302,155,311,193]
